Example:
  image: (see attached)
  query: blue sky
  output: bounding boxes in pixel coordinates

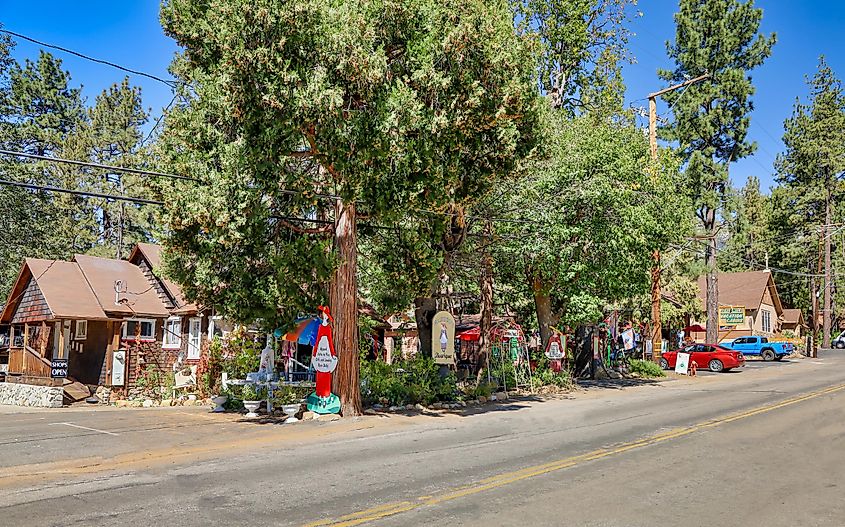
[2,1,843,191]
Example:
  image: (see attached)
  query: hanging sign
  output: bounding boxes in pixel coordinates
[431,311,456,365]
[622,329,635,351]
[51,358,68,378]
[545,333,565,360]
[719,306,745,327]
[306,306,341,414]
[675,352,691,375]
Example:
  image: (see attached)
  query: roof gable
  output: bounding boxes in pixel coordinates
[75,254,169,318]
[128,243,196,312]
[1,259,108,322]
[697,271,784,315]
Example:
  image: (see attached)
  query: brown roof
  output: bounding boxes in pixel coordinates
[75,254,170,318]
[129,243,198,313]
[782,308,804,325]
[697,271,783,314]
[0,259,109,322]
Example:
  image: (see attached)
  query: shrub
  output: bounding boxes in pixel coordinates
[629,359,666,378]
[360,355,457,406]
[534,367,573,390]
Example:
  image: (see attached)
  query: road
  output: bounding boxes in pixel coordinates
[1,353,844,526]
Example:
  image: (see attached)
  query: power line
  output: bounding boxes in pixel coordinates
[0,149,199,183]
[0,179,163,206]
[0,28,181,88]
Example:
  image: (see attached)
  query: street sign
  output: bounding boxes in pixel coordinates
[719,306,745,326]
[51,358,68,378]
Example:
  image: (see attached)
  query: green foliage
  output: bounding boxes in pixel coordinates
[360,356,457,406]
[241,383,266,401]
[658,0,775,231]
[135,364,176,395]
[512,0,636,115]
[158,0,541,328]
[495,110,689,328]
[720,176,772,272]
[628,359,666,378]
[534,367,574,389]
[220,336,262,378]
[271,385,311,407]
[0,38,155,297]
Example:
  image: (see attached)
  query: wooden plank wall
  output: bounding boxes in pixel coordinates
[10,278,51,324]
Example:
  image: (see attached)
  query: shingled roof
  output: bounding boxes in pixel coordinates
[696,271,783,314]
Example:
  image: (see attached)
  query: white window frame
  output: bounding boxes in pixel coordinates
[74,320,88,340]
[121,318,157,341]
[762,310,771,333]
[187,317,202,360]
[163,317,182,350]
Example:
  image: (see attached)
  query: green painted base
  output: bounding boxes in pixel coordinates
[306,392,341,414]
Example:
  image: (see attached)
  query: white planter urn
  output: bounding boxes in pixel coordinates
[211,395,228,413]
[282,404,300,422]
[243,400,261,418]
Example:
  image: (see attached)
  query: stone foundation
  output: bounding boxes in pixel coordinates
[0,382,64,408]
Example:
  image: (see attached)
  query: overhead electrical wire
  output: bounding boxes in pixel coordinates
[0,149,199,183]
[0,28,181,88]
[0,179,163,206]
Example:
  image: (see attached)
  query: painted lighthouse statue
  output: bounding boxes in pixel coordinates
[306,306,341,414]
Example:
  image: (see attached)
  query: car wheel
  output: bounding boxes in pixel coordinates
[709,359,724,372]
[836,341,845,349]
[659,358,669,370]
[761,349,775,361]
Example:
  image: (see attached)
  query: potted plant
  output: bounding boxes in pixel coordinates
[242,384,265,418]
[211,393,228,413]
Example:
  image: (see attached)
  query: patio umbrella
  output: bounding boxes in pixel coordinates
[683,324,706,333]
[457,327,480,341]
[283,317,321,346]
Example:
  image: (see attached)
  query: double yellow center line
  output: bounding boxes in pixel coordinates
[304,382,845,527]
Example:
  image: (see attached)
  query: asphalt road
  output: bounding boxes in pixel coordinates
[1,353,844,526]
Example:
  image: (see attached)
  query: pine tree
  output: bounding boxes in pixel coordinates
[659,0,775,342]
[720,176,772,272]
[776,56,845,347]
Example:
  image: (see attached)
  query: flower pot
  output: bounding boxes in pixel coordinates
[211,395,228,413]
[282,404,300,422]
[243,400,261,418]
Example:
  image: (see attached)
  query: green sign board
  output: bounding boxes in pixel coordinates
[719,306,745,326]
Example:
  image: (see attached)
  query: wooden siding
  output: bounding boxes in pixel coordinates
[68,320,110,385]
[10,278,52,324]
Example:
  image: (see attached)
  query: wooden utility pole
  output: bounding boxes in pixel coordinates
[647,73,710,362]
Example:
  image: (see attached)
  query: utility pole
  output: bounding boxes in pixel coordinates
[647,73,710,362]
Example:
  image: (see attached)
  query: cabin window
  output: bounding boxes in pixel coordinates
[74,320,87,340]
[187,317,202,360]
[762,311,771,333]
[163,317,182,349]
[121,319,156,341]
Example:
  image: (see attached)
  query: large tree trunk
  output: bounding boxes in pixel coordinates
[532,274,553,349]
[414,297,437,358]
[477,220,494,383]
[704,207,719,344]
[823,193,832,349]
[330,199,362,416]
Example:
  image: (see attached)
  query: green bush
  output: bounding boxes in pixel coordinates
[360,355,457,406]
[629,359,666,378]
[534,367,573,390]
[271,385,311,407]
[241,384,266,401]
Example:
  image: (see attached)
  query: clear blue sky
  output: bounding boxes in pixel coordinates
[2,1,843,191]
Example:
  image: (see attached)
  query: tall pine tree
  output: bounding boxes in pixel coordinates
[659,0,775,342]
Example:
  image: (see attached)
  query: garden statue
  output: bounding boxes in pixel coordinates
[306,306,341,414]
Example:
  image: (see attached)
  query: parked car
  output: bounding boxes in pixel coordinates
[721,336,791,361]
[832,330,845,349]
[660,343,745,373]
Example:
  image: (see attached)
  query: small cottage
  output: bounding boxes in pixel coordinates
[693,270,785,341]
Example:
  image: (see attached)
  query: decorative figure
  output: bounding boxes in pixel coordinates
[306,306,341,414]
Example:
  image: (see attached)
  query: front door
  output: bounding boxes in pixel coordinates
[187,318,202,360]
